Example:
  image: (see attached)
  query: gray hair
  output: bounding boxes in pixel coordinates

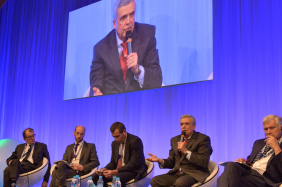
[180,114,196,125]
[263,115,282,126]
[113,0,136,20]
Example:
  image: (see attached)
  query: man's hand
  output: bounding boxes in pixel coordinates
[96,168,107,176]
[265,136,282,155]
[177,142,188,154]
[41,181,48,187]
[70,164,78,171]
[235,158,246,164]
[76,164,84,171]
[70,164,84,171]
[103,170,118,179]
[93,87,103,96]
[146,153,163,164]
[9,160,12,166]
[124,53,139,76]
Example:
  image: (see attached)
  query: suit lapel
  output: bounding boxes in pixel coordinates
[32,142,38,160]
[108,30,126,90]
[68,144,75,163]
[125,24,139,90]
[18,144,26,158]
[80,142,87,161]
[123,133,130,163]
[250,140,265,162]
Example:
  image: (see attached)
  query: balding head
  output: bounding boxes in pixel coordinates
[74,125,86,142]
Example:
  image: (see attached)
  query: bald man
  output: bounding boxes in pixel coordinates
[50,126,100,187]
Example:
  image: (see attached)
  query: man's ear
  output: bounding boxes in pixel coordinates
[113,19,116,29]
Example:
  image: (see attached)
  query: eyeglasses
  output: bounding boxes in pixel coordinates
[25,134,36,139]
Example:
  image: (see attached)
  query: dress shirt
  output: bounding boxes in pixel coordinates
[20,142,35,163]
[252,137,282,175]
[116,33,145,86]
[118,133,127,167]
[70,140,84,164]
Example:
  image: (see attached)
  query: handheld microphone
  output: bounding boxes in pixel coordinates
[178,131,186,152]
[126,31,133,55]
[180,131,186,142]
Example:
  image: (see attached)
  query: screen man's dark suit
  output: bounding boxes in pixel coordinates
[150,131,213,187]
[4,142,51,187]
[50,141,99,187]
[92,133,146,187]
[217,139,282,187]
[90,22,162,95]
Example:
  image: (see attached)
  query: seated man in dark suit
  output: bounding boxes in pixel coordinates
[92,122,146,187]
[50,125,100,187]
[217,115,282,187]
[4,128,51,187]
[90,0,162,96]
[148,115,213,187]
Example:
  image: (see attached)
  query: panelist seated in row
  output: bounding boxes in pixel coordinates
[50,125,100,187]
[217,115,282,187]
[4,128,51,187]
[148,114,213,187]
[92,122,146,187]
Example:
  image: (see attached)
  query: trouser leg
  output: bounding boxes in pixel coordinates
[173,173,197,187]
[238,169,269,187]
[51,161,78,186]
[92,173,112,187]
[150,173,178,187]
[217,162,250,187]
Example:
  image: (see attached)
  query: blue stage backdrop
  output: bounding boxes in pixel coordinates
[0,0,282,186]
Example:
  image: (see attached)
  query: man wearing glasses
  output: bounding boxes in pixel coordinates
[4,128,51,187]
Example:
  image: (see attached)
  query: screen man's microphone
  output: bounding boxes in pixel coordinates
[126,31,133,55]
[180,131,186,142]
[178,131,186,152]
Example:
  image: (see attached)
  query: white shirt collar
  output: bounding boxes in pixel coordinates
[116,32,123,47]
[75,140,84,145]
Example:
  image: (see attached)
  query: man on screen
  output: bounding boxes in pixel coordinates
[90,0,162,96]
[4,128,51,187]
[217,115,282,187]
[147,115,213,187]
[49,126,99,187]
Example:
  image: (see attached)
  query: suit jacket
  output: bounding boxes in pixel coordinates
[162,131,213,183]
[63,141,100,174]
[6,142,51,183]
[105,133,146,181]
[247,139,282,187]
[90,22,162,95]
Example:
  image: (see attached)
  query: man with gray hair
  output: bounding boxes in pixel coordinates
[217,115,282,187]
[90,0,162,96]
[147,115,213,187]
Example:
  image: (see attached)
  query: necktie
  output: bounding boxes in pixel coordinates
[252,145,272,163]
[116,143,125,169]
[70,143,79,162]
[120,42,128,81]
[23,145,31,161]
